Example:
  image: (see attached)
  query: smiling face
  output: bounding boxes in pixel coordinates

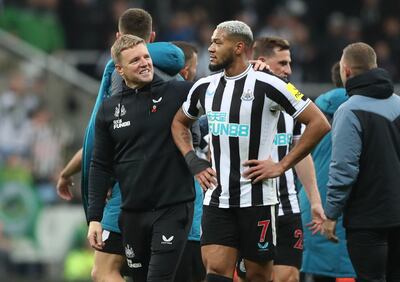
[208,28,236,72]
[115,43,154,88]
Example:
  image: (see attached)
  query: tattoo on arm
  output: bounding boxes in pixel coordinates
[180,129,192,145]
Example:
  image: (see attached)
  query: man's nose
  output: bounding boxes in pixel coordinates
[139,57,148,66]
[286,65,292,76]
[208,44,215,53]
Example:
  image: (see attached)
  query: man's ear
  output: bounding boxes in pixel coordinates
[180,66,189,80]
[149,31,156,43]
[116,32,121,39]
[115,64,124,77]
[257,56,266,62]
[234,42,246,55]
[344,64,352,79]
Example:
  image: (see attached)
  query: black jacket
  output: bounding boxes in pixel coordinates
[87,75,195,222]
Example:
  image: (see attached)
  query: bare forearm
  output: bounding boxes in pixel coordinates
[171,109,195,156]
[280,117,330,172]
[294,154,321,205]
[172,123,194,155]
[60,148,83,178]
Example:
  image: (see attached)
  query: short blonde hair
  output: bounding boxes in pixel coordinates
[111,34,145,64]
[343,42,377,74]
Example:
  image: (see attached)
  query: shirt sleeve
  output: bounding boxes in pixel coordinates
[325,105,362,220]
[258,73,311,119]
[182,80,209,120]
[87,103,115,222]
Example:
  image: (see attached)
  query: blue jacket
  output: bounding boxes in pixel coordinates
[81,42,184,233]
[299,88,355,277]
[325,68,400,229]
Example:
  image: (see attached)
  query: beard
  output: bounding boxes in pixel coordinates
[208,53,234,72]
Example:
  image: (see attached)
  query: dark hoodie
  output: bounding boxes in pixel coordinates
[325,68,400,228]
[345,67,393,99]
[87,75,195,222]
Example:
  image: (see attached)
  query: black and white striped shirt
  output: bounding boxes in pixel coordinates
[272,113,304,215]
[182,65,310,208]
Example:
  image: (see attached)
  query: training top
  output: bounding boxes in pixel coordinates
[87,75,195,222]
[182,64,310,208]
[81,42,185,231]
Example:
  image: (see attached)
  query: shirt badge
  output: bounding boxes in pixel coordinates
[114,103,126,117]
[241,89,254,101]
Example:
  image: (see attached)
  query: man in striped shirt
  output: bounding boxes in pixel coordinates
[171,21,330,282]
[237,37,325,282]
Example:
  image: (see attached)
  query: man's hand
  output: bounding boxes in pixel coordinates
[242,158,284,183]
[184,150,217,191]
[87,221,104,250]
[195,168,218,192]
[55,149,83,200]
[307,203,326,235]
[250,59,271,72]
[321,218,339,243]
[56,175,74,201]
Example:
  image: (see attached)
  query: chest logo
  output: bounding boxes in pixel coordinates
[241,89,254,101]
[114,103,126,118]
[152,97,163,104]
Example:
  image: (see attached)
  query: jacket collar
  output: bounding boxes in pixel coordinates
[345,68,393,99]
[120,74,163,94]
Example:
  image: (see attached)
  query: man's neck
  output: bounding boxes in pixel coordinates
[125,81,146,90]
[224,59,250,77]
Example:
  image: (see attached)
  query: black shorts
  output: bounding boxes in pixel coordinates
[174,240,206,282]
[100,229,124,255]
[235,213,303,277]
[100,229,131,276]
[274,213,303,268]
[201,205,277,262]
[119,202,193,282]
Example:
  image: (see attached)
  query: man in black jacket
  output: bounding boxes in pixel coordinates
[87,34,195,282]
[323,42,400,282]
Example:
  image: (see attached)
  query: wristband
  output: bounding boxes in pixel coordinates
[184,151,211,175]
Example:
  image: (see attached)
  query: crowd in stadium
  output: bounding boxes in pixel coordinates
[1,0,400,82]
